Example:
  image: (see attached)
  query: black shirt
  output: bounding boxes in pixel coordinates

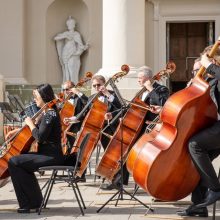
[32,109,63,159]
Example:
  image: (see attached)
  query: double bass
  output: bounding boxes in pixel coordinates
[72,65,129,177]
[96,62,175,181]
[127,38,220,201]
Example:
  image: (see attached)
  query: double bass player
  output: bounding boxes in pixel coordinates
[62,80,88,182]
[100,65,169,190]
[177,46,220,217]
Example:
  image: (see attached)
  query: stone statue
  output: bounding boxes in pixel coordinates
[54,16,88,83]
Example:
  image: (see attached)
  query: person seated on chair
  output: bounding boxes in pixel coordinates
[177,46,220,218]
[62,80,88,153]
[62,80,88,182]
[8,84,64,214]
[65,75,122,182]
[90,75,122,150]
[101,65,169,190]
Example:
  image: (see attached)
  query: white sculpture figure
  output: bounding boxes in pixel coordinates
[54,16,88,83]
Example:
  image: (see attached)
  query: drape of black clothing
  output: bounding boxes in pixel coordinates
[61,94,88,179]
[65,94,88,151]
[139,81,169,135]
[8,109,63,209]
[188,64,220,204]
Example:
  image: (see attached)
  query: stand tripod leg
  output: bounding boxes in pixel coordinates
[97,185,154,213]
[115,190,121,206]
[145,198,155,215]
[123,188,153,211]
[96,190,120,213]
[131,183,139,197]
[96,106,154,214]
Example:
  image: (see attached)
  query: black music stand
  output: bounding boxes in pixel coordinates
[0,102,20,129]
[8,94,25,113]
[96,105,154,213]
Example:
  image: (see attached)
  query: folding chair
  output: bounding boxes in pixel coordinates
[38,133,91,216]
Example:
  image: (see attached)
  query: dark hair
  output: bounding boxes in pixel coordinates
[36,84,55,103]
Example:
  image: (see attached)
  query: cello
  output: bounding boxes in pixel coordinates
[128,38,220,201]
[96,62,175,181]
[0,99,57,179]
[72,65,129,177]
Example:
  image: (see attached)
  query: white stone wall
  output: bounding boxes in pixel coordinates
[0,0,102,85]
[0,0,26,84]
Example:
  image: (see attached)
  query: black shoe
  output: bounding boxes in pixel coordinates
[112,174,128,186]
[75,176,86,183]
[100,183,117,190]
[193,190,220,209]
[17,208,39,213]
[177,207,208,217]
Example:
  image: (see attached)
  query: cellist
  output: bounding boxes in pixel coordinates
[8,84,64,214]
[177,47,220,217]
[101,65,169,190]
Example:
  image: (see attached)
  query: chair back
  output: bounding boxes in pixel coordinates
[73,133,91,175]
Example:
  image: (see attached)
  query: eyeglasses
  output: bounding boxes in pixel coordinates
[63,88,70,91]
[92,84,101,88]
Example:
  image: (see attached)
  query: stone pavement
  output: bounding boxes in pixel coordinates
[0,155,219,220]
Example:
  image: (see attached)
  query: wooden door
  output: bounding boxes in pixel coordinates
[168,22,214,92]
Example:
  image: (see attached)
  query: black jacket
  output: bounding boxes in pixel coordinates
[32,108,63,159]
[141,81,169,122]
[68,93,88,134]
[207,64,220,115]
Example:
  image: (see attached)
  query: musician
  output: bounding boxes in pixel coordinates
[177,50,220,217]
[8,84,64,213]
[66,75,122,184]
[62,80,88,152]
[137,65,169,132]
[62,80,88,182]
[101,66,169,190]
[90,75,122,148]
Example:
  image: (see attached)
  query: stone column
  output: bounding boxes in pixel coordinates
[98,0,146,99]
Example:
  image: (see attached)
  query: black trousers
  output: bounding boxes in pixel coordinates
[188,121,220,204]
[8,153,61,209]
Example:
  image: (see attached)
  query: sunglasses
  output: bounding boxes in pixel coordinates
[63,88,70,91]
[92,84,101,88]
